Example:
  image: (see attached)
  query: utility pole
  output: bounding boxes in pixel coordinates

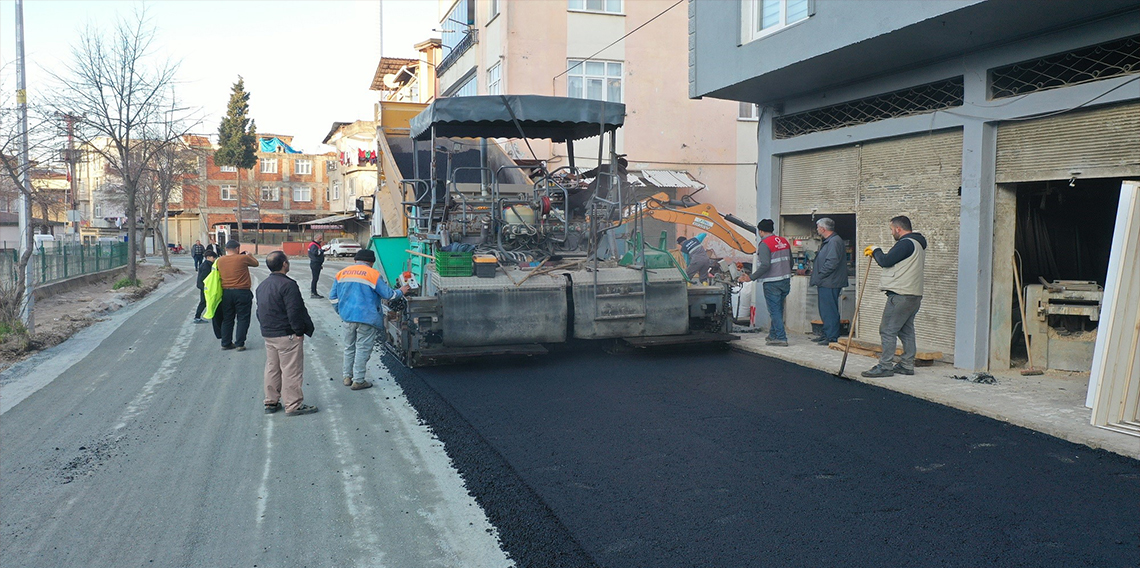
[16,0,35,333]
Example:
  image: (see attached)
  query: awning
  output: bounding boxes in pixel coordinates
[630,169,705,190]
[299,214,357,225]
[410,95,626,142]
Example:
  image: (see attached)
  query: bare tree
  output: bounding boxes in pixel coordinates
[45,7,200,283]
[146,130,199,268]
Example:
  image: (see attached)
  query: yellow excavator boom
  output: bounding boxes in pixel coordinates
[620,192,756,255]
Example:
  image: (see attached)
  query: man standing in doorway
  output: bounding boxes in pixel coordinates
[862,215,928,378]
[809,218,849,345]
[256,251,317,416]
[308,235,325,299]
[739,219,793,346]
[213,240,259,351]
[191,239,205,270]
[331,249,409,391]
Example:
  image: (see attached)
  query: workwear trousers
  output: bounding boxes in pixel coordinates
[310,263,322,295]
[342,322,379,383]
[763,278,791,341]
[264,335,305,412]
[817,286,843,342]
[217,288,253,348]
[878,293,922,370]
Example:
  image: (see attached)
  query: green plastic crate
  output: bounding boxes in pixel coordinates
[435,251,473,277]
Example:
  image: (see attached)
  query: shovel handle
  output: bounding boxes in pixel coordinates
[839,255,874,377]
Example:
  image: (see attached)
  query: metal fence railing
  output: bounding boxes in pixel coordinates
[0,242,130,287]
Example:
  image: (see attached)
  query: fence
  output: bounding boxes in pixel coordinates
[0,242,129,286]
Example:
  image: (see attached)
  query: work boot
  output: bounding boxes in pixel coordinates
[765,339,788,346]
[812,336,832,344]
[350,380,373,391]
[892,364,915,376]
[343,377,354,387]
[311,293,324,299]
[861,365,896,378]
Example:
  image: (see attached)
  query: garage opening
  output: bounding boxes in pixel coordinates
[1009,177,1124,371]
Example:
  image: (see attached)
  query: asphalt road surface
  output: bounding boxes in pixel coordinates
[1,257,510,568]
[391,344,1140,568]
[3,256,1137,568]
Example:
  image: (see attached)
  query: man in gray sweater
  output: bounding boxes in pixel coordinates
[809,218,849,344]
[862,215,927,378]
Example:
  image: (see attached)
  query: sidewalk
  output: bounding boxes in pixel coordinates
[730,330,1139,460]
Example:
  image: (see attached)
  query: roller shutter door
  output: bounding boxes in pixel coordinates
[996,100,1140,183]
[855,130,963,355]
[780,145,858,214]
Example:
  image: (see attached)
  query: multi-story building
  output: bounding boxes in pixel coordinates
[689,0,1139,371]
[431,0,759,257]
[321,120,380,240]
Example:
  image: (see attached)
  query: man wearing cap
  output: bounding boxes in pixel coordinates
[738,219,793,346]
[330,249,410,390]
[213,240,259,351]
[677,233,715,284]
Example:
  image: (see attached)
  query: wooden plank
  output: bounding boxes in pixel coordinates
[835,337,942,361]
[827,342,934,366]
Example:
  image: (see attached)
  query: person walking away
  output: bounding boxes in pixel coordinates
[678,233,715,284]
[193,249,218,323]
[191,240,205,270]
[256,251,317,416]
[308,236,325,299]
[738,219,793,346]
[213,240,259,351]
[809,218,849,345]
[861,215,927,378]
[330,249,409,390]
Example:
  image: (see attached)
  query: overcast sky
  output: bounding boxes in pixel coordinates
[1,0,441,154]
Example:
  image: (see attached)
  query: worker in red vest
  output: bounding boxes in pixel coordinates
[739,219,793,346]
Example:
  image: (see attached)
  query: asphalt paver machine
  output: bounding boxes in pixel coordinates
[384,95,751,366]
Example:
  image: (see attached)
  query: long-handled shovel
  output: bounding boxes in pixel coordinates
[837,255,874,378]
[1012,255,1044,376]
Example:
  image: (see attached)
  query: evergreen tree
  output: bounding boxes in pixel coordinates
[214,77,258,242]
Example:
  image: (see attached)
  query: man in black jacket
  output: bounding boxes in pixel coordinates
[307,236,325,299]
[256,251,317,417]
[193,250,218,323]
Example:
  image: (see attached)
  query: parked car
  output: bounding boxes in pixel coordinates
[323,238,362,257]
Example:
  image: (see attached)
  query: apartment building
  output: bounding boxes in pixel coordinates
[689,0,1139,372]
[431,0,759,257]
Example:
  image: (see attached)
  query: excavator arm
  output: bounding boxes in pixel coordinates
[620,192,756,255]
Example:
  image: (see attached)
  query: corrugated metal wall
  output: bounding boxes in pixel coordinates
[780,146,859,214]
[855,130,963,356]
[996,101,1140,183]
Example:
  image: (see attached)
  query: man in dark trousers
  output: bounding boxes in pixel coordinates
[213,240,259,351]
[256,251,317,416]
[190,240,205,270]
[739,219,793,346]
[809,217,849,345]
[193,249,218,323]
[307,235,325,299]
[862,215,928,378]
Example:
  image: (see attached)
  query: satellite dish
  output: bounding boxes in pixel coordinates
[382,73,400,89]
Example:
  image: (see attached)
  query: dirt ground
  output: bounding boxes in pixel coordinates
[0,262,180,373]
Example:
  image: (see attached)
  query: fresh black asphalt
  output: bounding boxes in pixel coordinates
[388,344,1139,568]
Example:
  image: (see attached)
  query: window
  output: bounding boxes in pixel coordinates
[94,203,102,217]
[441,0,475,61]
[261,158,278,174]
[739,102,759,121]
[261,186,280,201]
[331,181,341,201]
[569,0,622,14]
[451,74,477,98]
[294,159,312,175]
[743,0,811,42]
[567,59,622,103]
[220,185,236,201]
[219,165,237,173]
[348,178,356,196]
[487,62,502,95]
[489,0,499,19]
[293,186,312,202]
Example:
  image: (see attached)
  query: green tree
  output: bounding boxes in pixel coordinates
[214,77,258,242]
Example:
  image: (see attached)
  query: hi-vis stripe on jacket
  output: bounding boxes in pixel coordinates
[329,264,402,329]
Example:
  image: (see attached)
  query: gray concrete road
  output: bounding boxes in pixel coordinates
[0,256,511,568]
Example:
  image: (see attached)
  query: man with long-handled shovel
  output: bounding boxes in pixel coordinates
[860,215,928,378]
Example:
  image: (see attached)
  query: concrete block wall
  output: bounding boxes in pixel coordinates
[855,129,963,356]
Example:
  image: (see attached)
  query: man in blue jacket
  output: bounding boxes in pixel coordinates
[330,249,410,390]
[809,218,849,345]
